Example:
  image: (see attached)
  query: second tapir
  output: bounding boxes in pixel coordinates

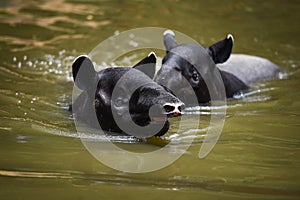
[72,53,184,137]
[155,30,281,104]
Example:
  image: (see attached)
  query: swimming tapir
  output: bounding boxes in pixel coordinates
[72,53,184,137]
[155,30,281,104]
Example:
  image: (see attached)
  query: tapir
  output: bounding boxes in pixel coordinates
[72,53,184,137]
[155,30,281,104]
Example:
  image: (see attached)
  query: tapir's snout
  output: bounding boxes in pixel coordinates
[163,102,184,117]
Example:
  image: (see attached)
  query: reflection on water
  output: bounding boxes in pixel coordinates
[0,0,300,199]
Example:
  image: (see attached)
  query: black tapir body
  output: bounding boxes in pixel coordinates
[72,53,184,137]
[155,30,281,104]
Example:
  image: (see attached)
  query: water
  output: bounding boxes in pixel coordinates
[1,0,300,199]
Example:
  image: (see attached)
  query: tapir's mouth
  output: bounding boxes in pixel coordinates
[129,102,183,136]
[131,112,168,126]
[130,109,182,137]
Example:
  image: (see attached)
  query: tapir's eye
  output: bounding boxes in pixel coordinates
[94,99,100,107]
[192,72,199,82]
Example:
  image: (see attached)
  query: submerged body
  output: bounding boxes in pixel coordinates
[217,54,281,85]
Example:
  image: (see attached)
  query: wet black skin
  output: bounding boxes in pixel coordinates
[72,53,183,137]
[155,32,249,104]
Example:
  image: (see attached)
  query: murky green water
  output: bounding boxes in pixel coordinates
[1,0,300,199]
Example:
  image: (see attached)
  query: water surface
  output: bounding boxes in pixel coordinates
[0,0,300,199]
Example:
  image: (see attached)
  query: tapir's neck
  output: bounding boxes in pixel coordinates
[195,69,249,103]
[218,69,249,98]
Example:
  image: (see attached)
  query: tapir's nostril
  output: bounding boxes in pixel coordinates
[163,104,175,113]
[163,103,184,116]
[178,104,184,112]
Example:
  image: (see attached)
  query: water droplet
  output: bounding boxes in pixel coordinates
[59,49,66,56]
[86,15,93,20]
[27,61,33,67]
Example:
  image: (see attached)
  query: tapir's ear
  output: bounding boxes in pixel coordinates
[208,34,234,64]
[72,55,96,90]
[163,30,178,51]
[133,52,156,79]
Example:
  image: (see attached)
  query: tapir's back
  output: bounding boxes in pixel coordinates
[217,54,281,85]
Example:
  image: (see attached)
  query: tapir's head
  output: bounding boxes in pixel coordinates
[72,53,184,137]
[155,30,234,104]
